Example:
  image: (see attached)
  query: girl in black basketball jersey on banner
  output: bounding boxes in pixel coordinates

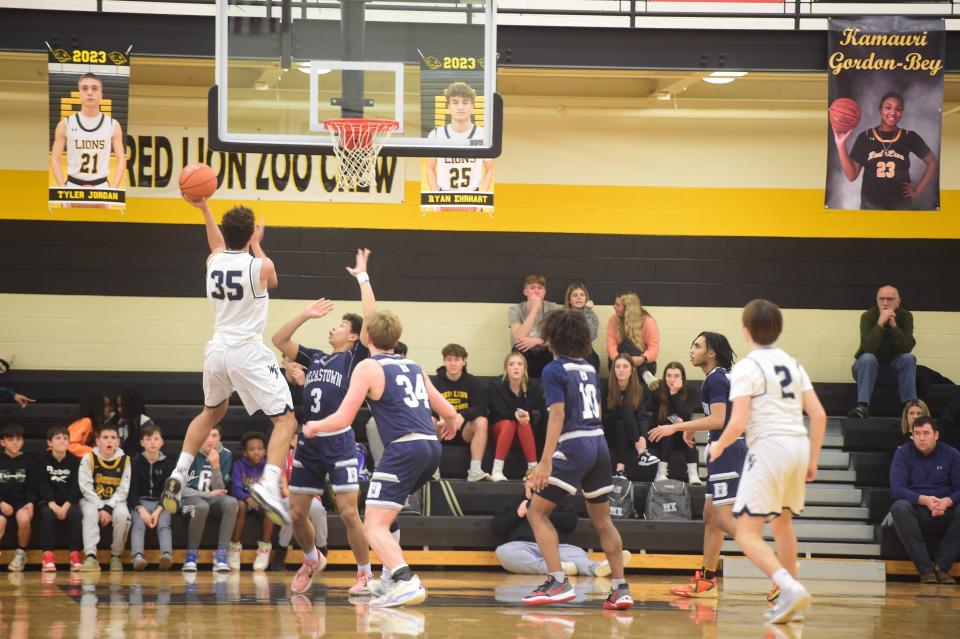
[833,92,938,210]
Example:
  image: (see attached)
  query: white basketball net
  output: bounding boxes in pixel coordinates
[324,119,399,190]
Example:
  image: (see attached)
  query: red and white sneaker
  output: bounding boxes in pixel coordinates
[42,551,57,572]
[349,568,375,596]
[290,556,326,595]
[603,584,634,610]
[522,576,576,606]
[70,551,83,571]
[669,570,719,598]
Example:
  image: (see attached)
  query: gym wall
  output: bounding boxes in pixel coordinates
[1,54,957,382]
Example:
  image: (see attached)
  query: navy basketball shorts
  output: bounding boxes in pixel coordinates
[290,428,361,495]
[366,436,441,511]
[539,429,613,505]
[704,438,747,506]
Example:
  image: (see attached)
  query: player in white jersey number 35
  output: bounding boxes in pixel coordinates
[162,194,297,526]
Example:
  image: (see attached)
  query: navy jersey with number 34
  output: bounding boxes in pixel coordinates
[541,357,602,434]
[367,354,436,445]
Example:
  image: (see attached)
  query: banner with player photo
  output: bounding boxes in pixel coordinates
[47,42,132,208]
[825,17,943,211]
[419,51,494,214]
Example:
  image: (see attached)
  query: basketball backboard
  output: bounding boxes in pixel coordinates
[212,0,500,158]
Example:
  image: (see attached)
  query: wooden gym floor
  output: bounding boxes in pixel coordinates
[0,569,957,638]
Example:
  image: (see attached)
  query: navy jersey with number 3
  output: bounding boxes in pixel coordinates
[541,357,602,434]
[368,354,436,445]
[296,342,369,422]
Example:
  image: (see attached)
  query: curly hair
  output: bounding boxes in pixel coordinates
[539,309,592,359]
[220,206,255,250]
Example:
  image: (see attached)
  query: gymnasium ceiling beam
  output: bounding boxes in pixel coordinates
[4,8,960,73]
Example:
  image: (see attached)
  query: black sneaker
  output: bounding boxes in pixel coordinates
[521,576,576,606]
[603,583,634,610]
[269,545,288,572]
[847,404,870,419]
[637,450,660,467]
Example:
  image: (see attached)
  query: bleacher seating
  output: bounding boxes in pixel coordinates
[2,370,959,572]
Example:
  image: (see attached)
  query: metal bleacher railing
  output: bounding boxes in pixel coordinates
[28,0,960,30]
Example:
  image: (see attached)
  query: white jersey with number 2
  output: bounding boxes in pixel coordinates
[728,346,813,446]
[206,250,268,345]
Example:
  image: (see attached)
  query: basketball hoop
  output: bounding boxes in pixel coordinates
[324,118,399,190]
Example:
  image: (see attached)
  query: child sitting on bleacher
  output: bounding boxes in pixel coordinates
[78,424,131,572]
[181,424,237,572]
[0,423,35,572]
[230,431,274,572]
[38,426,83,571]
[128,424,176,571]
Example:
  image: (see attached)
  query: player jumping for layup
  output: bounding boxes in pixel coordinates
[271,249,377,596]
[162,196,295,526]
[710,300,827,624]
[523,309,633,610]
[303,310,463,607]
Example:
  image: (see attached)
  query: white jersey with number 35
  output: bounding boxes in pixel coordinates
[206,250,268,345]
[729,346,813,446]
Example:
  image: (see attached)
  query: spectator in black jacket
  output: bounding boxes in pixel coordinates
[649,362,699,483]
[128,425,176,571]
[431,344,490,481]
[115,388,154,457]
[0,423,35,572]
[487,352,544,481]
[603,354,659,476]
[493,482,622,577]
[38,425,83,572]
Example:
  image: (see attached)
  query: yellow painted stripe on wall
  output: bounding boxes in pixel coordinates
[7,169,960,238]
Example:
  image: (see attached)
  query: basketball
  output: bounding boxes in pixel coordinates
[179,163,218,200]
[829,98,861,133]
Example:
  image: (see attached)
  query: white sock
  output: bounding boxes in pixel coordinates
[687,463,699,476]
[527,462,537,470]
[175,452,196,476]
[262,464,282,486]
[772,568,801,592]
[492,459,505,475]
[381,566,393,580]
[549,571,566,583]
[358,563,372,575]
[656,461,668,479]
[303,547,319,562]
[469,459,482,473]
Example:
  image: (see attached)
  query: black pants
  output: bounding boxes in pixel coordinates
[522,347,554,378]
[658,431,697,465]
[603,410,641,469]
[890,499,960,573]
[609,338,657,379]
[38,501,83,552]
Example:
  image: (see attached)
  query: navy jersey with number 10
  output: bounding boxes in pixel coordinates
[541,357,602,434]
[367,354,436,445]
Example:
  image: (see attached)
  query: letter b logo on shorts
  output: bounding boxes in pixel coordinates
[714,482,728,499]
[368,482,382,499]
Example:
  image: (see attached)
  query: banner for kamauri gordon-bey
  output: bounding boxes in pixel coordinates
[825,17,943,211]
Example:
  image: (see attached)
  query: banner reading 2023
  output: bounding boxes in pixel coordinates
[825,17,943,211]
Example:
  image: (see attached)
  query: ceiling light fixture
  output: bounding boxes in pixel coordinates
[702,71,748,85]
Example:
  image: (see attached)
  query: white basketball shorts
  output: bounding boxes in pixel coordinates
[203,340,293,417]
[732,435,810,518]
